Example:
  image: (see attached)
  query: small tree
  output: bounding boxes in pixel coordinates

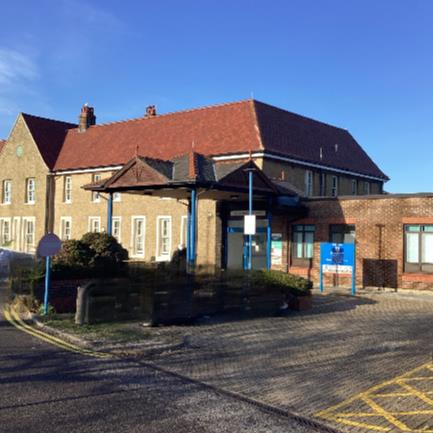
[81,232,128,270]
[53,233,128,278]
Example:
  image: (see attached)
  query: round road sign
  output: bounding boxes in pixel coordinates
[37,233,62,257]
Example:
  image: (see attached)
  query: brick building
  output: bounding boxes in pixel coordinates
[0,99,432,290]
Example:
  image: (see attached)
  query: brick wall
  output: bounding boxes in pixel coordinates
[278,195,433,291]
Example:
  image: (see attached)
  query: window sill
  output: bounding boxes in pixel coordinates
[24,202,35,206]
[155,255,171,262]
[0,203,11,206]
[402,273,433,282]
[130,253,145,259]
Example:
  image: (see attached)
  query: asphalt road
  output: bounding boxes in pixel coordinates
[0,286,311,433]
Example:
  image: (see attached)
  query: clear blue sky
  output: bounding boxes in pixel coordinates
[0,0,431,192]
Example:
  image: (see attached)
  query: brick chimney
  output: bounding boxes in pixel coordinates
[78,104,96,132]
[145,105,157,117]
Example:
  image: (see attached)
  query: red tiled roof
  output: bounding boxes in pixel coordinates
[54,100,262,171]
[20,99,388,180]
[253,101,388,180]
[22,114,76,169]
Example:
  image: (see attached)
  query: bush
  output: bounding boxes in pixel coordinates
[81,232,128,269]
[52,233,128,278]
[250,270,312,296]
[128,264,311,297]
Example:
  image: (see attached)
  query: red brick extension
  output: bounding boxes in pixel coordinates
[272,194,433,291]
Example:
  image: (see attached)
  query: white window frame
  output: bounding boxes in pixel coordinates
[2,180,12,204]
[26,178,36,204]
[180,215,188,249]
[64,176,72,203]
[92,174,102,202]
[305,170,313,197]
[131,216,146,258]
[60,217,72,240]
[156,216,172,262]
[351,179,357,195]
[112,216,122,243]
[331,176,338,197]
[0,217,12,246]
[88,216,101,233]
[22,217,36,253]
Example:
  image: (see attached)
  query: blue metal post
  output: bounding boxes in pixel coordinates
[320,244,323,293]
[266,210,272,270]
[352,244,356,295]
[107,192,113,236]
[247,170,253,270]
[187,203,192,264]
[190,189,197,266]
[44,256,51,315]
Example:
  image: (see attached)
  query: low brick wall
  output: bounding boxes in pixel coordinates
[35,279,89,313]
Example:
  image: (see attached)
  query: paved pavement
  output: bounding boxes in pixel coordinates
[0,283,311,433]
[147,290,433,432]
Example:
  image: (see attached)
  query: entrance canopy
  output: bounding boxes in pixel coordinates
[84,151,295,201]
[84,151,306,269]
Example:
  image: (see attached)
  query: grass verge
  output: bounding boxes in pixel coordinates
[43,314,152,343]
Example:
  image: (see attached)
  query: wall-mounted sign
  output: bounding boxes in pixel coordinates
[231,210,266,217]
[271,233,283,266]
[244,215,256,235]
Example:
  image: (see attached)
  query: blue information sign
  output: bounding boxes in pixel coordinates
[320,243,356,295]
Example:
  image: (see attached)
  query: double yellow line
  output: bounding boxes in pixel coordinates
[3,305,111,359]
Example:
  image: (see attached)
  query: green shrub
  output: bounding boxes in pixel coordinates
[52,233,128,278]
[37,302,56,317]
[54,240,93,268]
[81,232,128,268]
[250,270,312,296]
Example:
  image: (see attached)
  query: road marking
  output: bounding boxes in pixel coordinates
[316,360,433,432]
[3,305,111,359]
[360,395,410,431]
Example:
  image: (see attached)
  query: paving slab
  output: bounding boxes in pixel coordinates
[146,291,433,432]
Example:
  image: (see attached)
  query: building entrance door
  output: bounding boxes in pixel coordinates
[226,219,269,270]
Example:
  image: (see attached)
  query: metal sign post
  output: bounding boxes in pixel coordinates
[243,168,255,270]
[44,256,51,315]
[37,233,62,316]
[320,243,356,295]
